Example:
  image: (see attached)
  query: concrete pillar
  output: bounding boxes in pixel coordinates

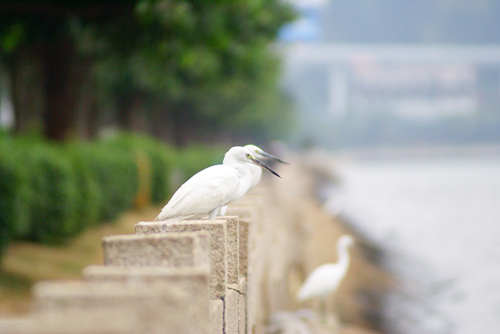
[209,300,224,334]
[33,280,209,334]
[225,287,240,334]
[238,219,249,278]
[214,216,239,284]
[102,232,209,269]
[136,220,227,299]
[239,279,247,334]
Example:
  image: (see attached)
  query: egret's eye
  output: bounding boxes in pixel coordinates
[246,153,251,159]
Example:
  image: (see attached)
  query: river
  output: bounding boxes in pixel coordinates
[325,151,500,334]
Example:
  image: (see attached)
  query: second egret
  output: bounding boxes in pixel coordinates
[297,235,354,319]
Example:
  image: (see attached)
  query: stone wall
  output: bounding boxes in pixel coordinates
[0,186,276,333]
[0,160,388,334]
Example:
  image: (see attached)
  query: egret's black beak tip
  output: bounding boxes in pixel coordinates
[252,156,281,178]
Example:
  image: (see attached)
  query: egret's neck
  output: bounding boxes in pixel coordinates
[250,164,262,186]
[337,243,350,271]
[229,161,252,178]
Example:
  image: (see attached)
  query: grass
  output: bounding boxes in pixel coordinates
[0,206,159,316]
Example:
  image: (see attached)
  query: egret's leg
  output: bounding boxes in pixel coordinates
[330,295,340,331]
[319,297,327,324]
[208,208,218,220]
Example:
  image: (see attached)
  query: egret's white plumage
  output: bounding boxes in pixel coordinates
[155,146,280,222]
[297,235,354,301]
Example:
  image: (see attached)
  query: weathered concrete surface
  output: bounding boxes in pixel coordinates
[102,231,209,268]
[33,280,209,334]
[225,286,240,334]
[82,266,213,334]
[136,220,227,299]
[209,299,224,334]
[238,219,249,278]
[238,278,247,334]
[216,216,239,285]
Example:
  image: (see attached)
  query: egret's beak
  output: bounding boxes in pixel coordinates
[250,156,281,178]
[258,150,290,164]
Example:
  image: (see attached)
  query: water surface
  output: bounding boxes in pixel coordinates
[328,154,500,334]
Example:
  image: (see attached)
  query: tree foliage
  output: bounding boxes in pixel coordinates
[0,0,296,143]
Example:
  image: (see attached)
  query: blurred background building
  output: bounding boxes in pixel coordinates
[280,0,500,148]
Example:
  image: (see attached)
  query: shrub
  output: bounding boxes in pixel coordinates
[0,139,31,254]
[103,133,176,205]
[82,142,138,222]
[15,140,79,244]
[65,144,101,232]
[0,131,225,258]
[176,145,225,182]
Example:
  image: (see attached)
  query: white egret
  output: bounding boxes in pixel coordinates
[155,146,281,222]
[297,235,354,319]
[217,144,289,216]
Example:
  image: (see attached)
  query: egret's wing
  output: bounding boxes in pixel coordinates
[156,165,240,220]
[297,264,342,301]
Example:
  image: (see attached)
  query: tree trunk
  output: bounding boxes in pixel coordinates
[171,102,198,147]
[172,109,187,147]
[116,93,149,133]
[7,49,43,133]
[77,59,100,140]
[151,106,174,143]
[86,96,100,139]
[116,94,134,130]
[8,62,22,132]
[79,87,100,139]
[42,38,83,141]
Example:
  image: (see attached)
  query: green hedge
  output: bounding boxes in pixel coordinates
[65,145,101,231]
[23,143,79,243]
[0,132,223,255]
[0,139,30,254]
[176,145,225,181]
[102,133,176,205]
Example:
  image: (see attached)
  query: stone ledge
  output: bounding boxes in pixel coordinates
[33,280,208,334]
[83,265,209,297]
[102,231,209,268]
[136,220,227,299]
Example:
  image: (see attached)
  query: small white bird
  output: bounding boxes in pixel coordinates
[297,235,354,318]
[155,146,282,222]
[217,144,289,216]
